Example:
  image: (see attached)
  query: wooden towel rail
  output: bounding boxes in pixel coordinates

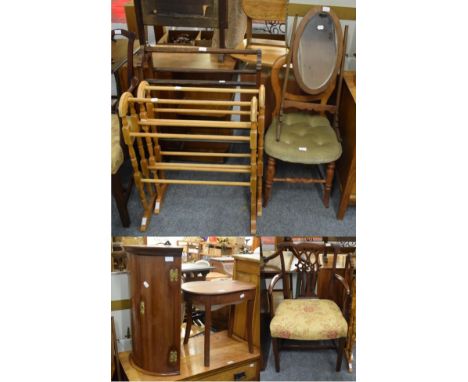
[119,81,265,233]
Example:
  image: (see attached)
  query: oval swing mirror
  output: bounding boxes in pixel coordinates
[292,7,343,95]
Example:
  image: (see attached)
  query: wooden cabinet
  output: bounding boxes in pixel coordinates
[232,254,260,350]
[125,245,183,376]
[202,359,259,381]
[336,71,356,219]
[119,330,260,381]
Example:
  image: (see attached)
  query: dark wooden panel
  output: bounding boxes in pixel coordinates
[126,246,183,376]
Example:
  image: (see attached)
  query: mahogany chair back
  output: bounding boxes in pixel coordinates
[275,242,335,299]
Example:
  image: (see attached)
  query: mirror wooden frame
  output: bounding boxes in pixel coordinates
[291,6,344,95]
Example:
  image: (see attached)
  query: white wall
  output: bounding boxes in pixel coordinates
[111,272,132,352]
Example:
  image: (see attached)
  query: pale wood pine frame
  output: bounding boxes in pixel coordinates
[118,82,265,234]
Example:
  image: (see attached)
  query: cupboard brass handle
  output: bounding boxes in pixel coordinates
[169,268,179,282]
[140,301,145,315]
[169,350,178,363]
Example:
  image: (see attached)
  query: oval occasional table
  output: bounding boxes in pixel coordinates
[181,279,256,367]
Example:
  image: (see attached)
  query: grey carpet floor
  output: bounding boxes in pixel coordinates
[111,155,355,236]
[261,342,356,381]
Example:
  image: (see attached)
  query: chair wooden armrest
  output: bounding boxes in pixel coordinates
[334,273,351,296]
[334,273,352,319]
[268,273,283,317]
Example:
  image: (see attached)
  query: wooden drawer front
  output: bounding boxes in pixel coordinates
[201,360,259,381]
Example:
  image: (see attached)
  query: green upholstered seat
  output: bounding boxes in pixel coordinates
[264,113,342,164]
[111,114,124,175]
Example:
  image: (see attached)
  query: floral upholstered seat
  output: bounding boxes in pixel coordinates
[270,298,347,341]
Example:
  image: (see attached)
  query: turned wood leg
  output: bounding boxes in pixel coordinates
[112,172,130,227]
[246,299,254,353]
[336,337,345,372]
[323,162,335,208]
[228,304,235,338]
[204,303,212,367]
[263,156,276,207]
[272,337,280,372]
[183,301,193,345]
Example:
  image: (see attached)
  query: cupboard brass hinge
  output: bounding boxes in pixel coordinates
[140,301,145,315]
[169,268,179,282]
[169,350,178,364]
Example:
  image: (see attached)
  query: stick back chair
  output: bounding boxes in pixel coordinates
[268,242,353,372]
[118,82,265,234]
[263,6,348,210]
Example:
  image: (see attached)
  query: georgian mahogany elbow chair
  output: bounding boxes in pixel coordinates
[268,242,353,372]
[263,7,348,210]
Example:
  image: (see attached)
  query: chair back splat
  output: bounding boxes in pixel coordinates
[274,242,354,302]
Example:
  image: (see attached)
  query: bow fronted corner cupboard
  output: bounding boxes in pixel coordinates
[124,245,183,376]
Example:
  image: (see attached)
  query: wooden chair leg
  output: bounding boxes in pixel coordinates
[272,337,280,372]
[228,304,235,338]
[246,299,254,353]
[323,162,335,208]
[263,156,276,207]
[336,337,345,372]
[204,303,212,367]
[183,302,193,345]
[112,172,130,227]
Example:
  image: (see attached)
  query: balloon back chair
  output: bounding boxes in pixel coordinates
[268,242,353,372]
[263,6,348,209]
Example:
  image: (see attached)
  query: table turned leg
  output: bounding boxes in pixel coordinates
[227,304,235,338]
[183,301,193,345]
[246,298,254,353]
[204,302,212,367]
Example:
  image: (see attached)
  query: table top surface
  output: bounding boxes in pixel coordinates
[231,39,287,67]
[209,256,234,262]
[135,45,238,70]
[232,253,260,263]
[181,279,256,295]
[182,263,214,272]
